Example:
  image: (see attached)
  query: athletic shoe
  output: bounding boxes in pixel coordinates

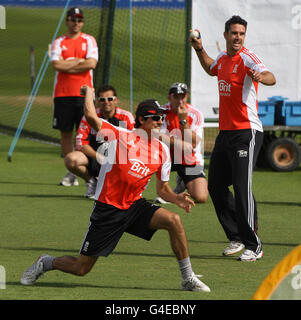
[85,177,97,199]
[154,196,170,204]
[20,254,49,285]
[59,171,79,186]
[237,249,263,262]
[182,273,211,292]
[173,175,186,194]
[223,241,245,256]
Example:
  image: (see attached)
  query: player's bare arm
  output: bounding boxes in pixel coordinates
[176,104,200,148]
[156,179,195,213]
[82,86,103,132]
[189,30,215,76]
[248,69,276,86]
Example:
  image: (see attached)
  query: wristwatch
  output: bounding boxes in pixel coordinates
[179,120,187,126]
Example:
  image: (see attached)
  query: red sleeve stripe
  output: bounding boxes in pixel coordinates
[242,48,262,65]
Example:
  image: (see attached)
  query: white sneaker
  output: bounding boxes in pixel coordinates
[182,273,211,292]
[85,177,97,199]
[238,249,263,262]
[20,254,49,285]
[59,171,79,186]
[173,175,186,194]
[154,197,170,204]
[223,241,245,256]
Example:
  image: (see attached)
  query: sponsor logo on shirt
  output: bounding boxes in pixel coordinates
[218,80,231,96]
[128,159,150,178]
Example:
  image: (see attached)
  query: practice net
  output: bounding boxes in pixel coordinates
[0,0,218,154]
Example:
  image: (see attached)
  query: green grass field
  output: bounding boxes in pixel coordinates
[1,134,300,301]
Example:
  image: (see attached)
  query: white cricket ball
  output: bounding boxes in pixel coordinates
[189,30,201,39]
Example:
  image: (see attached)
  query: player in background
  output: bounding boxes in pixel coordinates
[50,7,98,187]
[65,85,135,199]
[189,16,276,261]
[20,86,211,293]
[155,82,208,205]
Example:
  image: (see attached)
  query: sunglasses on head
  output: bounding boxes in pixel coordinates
[67,17,84,23]
[97,96,116,102]
[144,114,165,121]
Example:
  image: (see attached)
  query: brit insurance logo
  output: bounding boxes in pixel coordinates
[218,80,231,96]
[128,159,150,179]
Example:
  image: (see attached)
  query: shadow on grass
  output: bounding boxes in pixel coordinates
[12,145,60,155]
[187,239,300,248]
[0,180,57,186]
[258,201,301,207]
[0,193,86,200]
[7,281,186,292]
[1,245,224,260]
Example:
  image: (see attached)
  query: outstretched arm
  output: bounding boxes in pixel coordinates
[156,179,195,213]
[248,70,276,86]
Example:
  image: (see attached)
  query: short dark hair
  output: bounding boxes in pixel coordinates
[96,85,117,97]
[225,15,247,33]
[134,99,163,128]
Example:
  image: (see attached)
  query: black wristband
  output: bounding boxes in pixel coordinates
[195,47,203,52]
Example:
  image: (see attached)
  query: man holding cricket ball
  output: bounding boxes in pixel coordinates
[189,15,276,262]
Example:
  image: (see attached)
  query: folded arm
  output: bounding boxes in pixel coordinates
[52,58,97,73]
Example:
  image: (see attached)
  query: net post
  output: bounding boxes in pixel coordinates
[185,0,192,91]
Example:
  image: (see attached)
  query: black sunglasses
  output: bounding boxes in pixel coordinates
[67,17,84,23]
[97,96,116,102]
[144,114,165,121]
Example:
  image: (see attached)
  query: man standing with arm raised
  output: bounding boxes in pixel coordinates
[189,16,276,261]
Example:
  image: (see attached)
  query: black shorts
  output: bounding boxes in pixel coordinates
[171,164,206,185]
[80,198,160,257]
[53,96,84,131]
[87,157,101,178]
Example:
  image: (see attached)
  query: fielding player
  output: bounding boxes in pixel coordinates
[50,7,98,187]
[65,85,135,199]
[189,15,276,261]
[155,82,208,204]
[20,86,211,293]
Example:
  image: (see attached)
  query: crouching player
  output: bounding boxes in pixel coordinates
[20,86,210,293]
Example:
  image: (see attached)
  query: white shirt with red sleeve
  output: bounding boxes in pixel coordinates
[210,47,268,131]
[160,103,204,167]
[50,32,98,98]
[94,121,171,210]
